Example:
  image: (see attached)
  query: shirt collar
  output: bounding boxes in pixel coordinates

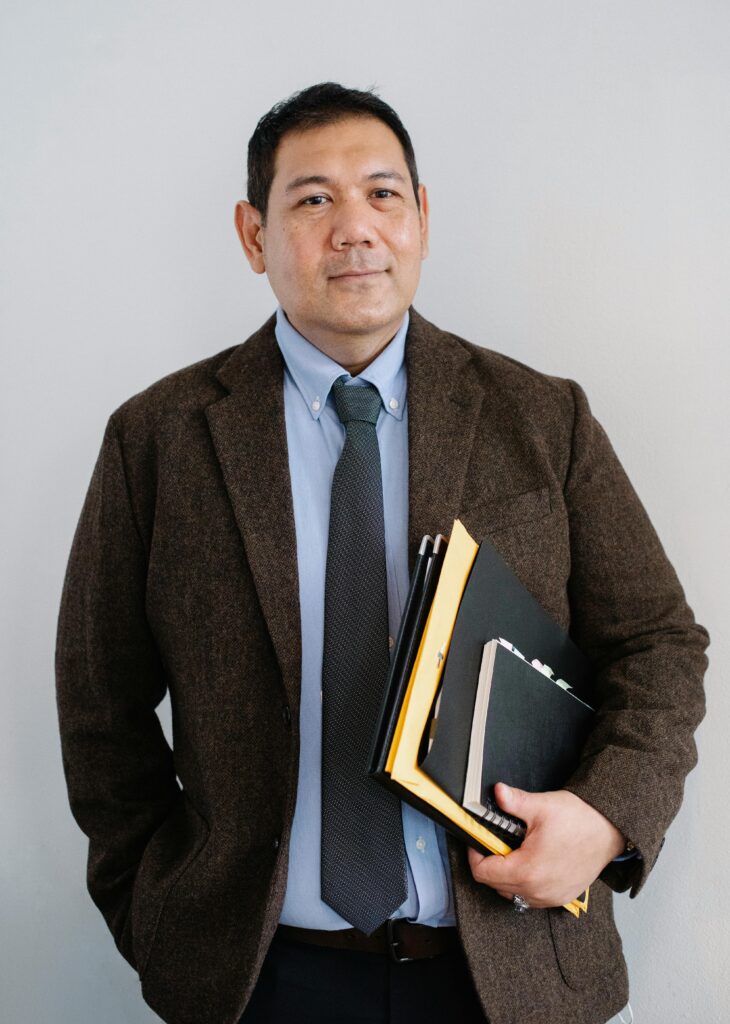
[274,305,408,422]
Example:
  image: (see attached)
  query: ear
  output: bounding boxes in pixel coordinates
[234,200,266,274]
[417,183,429,260]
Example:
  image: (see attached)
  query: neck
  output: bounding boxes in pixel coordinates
[285,313,405,376]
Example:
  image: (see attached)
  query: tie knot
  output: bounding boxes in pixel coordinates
[332,377,382,426]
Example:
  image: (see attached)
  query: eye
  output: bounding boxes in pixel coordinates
[301,195,329,206]
[372,189,396,199]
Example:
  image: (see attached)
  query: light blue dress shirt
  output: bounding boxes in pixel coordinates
[274,305,455,929]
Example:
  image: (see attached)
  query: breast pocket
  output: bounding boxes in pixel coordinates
[459,484,553,537]
[459,485,572,627]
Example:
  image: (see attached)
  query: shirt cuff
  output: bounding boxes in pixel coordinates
[612,848,642,863]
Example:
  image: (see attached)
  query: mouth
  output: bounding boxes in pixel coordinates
[330,269,386,280]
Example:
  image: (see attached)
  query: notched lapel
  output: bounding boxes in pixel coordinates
[205,317,301,707]
[406,308,485,570]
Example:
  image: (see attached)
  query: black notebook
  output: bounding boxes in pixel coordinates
[461,638,593,823]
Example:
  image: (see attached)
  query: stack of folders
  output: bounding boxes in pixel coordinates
[368,519,595,917]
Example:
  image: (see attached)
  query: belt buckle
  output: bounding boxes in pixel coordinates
[386,919,414,964]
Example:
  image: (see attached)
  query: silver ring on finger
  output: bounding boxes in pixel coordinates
[512,894,530,913]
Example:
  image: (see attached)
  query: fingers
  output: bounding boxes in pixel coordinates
[468,846,554,908]
[467,844,530,892]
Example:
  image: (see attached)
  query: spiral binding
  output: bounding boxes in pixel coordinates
[477,797,527,841]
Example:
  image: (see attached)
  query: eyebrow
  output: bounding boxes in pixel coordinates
[284,169,408,194]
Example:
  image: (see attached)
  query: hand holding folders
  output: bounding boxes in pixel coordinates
[368,519,595,917]
[466,783,625,911]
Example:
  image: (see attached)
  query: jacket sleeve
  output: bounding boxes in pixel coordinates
[560,381,709,896]
[55,415,180,969]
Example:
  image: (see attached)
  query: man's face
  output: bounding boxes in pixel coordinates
[237,116,429,346]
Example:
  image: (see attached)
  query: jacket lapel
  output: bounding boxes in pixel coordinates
[205,315,302,709]
[406,307,485,570]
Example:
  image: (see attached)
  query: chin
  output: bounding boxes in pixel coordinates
[330,299,404,334]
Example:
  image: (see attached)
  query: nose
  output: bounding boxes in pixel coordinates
[330,197,376,249]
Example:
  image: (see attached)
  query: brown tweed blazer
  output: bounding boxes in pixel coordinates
[56,308,708,1024]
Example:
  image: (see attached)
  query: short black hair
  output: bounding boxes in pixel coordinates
[247,82,420,225]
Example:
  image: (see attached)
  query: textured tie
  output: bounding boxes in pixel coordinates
[320,376,408,934]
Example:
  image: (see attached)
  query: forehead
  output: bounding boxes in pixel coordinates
[272,116,408,184]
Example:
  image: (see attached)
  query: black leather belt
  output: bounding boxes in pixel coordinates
[276,921,461,963]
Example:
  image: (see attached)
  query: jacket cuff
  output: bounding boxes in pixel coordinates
[562,771,667,898]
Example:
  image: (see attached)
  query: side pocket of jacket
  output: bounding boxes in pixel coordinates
[129,793,211,978]
[547,881,627,992]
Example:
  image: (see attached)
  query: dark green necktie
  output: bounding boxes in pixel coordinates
[320,376,408,934]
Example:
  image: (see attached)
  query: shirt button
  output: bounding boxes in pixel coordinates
[312,398,321,412]
[416,836,426,852]
[389,397,399,410]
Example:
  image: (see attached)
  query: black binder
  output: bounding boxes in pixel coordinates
[369,533,447,781]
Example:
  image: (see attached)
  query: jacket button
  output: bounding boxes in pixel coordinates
[272,836,280,850]
[281,705,291,725]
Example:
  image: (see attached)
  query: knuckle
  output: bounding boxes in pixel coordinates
[476,862,495,884]
[469,859,486,881]
[520,864,541,892]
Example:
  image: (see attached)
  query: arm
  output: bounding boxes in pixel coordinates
[471,381,709,904]
[55,416,180,968]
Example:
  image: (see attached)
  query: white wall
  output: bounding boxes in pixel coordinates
[1,1,727,1021]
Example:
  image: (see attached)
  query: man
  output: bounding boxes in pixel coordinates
[56,83,708,1024]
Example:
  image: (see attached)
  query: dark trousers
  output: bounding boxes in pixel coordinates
[238,930,489,1024]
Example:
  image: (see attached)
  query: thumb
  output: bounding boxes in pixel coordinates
[494,782,538,823]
